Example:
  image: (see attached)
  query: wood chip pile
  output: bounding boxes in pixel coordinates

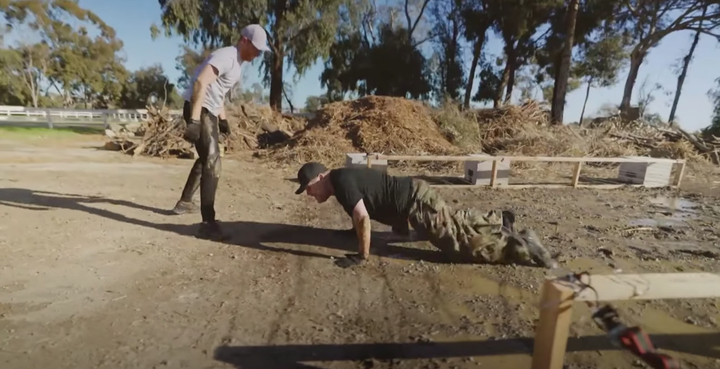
[258,96,461,167]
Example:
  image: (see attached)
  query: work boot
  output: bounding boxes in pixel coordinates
[519,229,558,269]
[172,200,198,215]
[196,221,230,241]
[501,210,516,233]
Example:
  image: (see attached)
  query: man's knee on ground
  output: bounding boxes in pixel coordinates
[501,237,533,266]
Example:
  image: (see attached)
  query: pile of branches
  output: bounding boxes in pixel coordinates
[104,104,191,157]
[132,105,193,158]
[104,102,307,159]
[601,119,720,164]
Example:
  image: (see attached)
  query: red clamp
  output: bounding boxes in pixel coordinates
[618,327,679,369]
[592,305,680,369]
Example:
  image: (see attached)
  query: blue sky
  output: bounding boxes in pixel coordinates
[27,1,720,131]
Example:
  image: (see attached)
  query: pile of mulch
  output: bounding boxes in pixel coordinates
[260,96,460,167]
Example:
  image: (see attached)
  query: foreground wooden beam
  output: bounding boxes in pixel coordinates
[531,273,720,369]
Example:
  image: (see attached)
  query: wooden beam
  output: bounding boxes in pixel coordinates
[531,272,720,369]
[368,154,685,164]
[490,160,498,187]
[673,161,686,188]
[571,162,582,187]
[358,153,688,190]
[531,279,575,369]
[553,272,720,302]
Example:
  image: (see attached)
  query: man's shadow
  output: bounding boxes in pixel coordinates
[0,188,444,262]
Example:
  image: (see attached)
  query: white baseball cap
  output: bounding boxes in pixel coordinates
[241,24,271,52]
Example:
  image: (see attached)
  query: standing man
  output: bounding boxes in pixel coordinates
[171,24,271,241]
[294,162,558,269]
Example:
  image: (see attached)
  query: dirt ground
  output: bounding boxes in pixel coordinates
[2,131,720,369]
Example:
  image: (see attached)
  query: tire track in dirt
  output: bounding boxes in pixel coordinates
[265,255,306,345]
[378,263,408,342]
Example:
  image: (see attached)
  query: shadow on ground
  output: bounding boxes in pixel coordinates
[213,332,720,369]
[0,188,443,262]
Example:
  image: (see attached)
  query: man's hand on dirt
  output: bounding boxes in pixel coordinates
[184,119,201,143]
[219,119,230,135]
[334,253,367,269]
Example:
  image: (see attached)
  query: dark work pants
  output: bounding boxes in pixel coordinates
[179,101,222,222]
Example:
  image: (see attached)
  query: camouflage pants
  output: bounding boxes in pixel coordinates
[405,179,555,268]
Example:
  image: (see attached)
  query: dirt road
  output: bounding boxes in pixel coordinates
[1,133,720,369]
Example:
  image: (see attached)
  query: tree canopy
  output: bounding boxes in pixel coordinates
[1,0,720,132]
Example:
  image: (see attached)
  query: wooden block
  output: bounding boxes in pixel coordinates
[618,156,674,187]
[345,153,387,171]
[463,154,510,186]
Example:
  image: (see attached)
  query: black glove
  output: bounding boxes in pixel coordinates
[184,118,201,143]
[334,253,367,269]
[219,119,230,135]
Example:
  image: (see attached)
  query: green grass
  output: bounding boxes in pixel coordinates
[0,126,104,137]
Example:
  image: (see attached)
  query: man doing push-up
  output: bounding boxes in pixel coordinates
[294,162,558,268]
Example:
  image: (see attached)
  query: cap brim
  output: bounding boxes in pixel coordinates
[294,184,306,195]
[253,41,271,52]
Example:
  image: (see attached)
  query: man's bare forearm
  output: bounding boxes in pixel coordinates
[190,79,207,120]
[354,215,371,258]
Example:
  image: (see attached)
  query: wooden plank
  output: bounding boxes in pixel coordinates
[550,272,720,302]
[369,154,685,164]
[490,160,498,187]
[531,279,575,369]
[674,161,686,188]
[571,162,582,187]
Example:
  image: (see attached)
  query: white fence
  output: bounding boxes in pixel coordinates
[0,105,183,129]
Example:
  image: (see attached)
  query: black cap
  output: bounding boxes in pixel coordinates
[295,162,328,194]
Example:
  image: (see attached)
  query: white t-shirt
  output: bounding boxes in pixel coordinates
[182,46,244,116]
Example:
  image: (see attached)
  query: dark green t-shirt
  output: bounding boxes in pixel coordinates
[329,167,414,225]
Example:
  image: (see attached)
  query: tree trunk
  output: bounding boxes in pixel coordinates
[463,36,485,110]
[619,49,646,112]
[579,80,592,126]
[668,29,702,126]
[494,43,513,108]
[550,0,579,125]
[269,4,285,112]
[269,45,284,112]
[504,58,517,105]
[493,63,510,108]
